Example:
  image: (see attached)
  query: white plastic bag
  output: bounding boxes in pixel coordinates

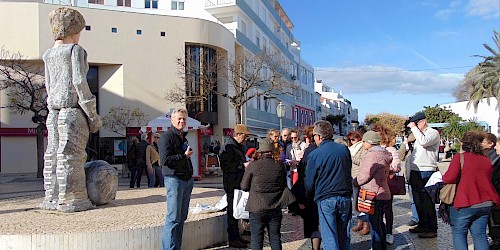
[215,194,228,211]
[190,203,219,214]
[233,189,249,219]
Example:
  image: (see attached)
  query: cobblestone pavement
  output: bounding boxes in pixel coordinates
[0,160,476,249]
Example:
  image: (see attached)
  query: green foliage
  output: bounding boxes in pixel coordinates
[423,105,462,123]
[441,116,485,142]
[464,30,500,111]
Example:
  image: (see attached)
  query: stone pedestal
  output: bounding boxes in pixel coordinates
[84,160,118,206]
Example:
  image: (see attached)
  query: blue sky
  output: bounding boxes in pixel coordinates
[280,0,499,121]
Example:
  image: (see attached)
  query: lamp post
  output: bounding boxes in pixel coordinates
[276,101,286,131]
[351,121,359,131]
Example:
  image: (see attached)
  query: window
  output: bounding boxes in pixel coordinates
[117,0,131,6]
[240,20,247,36]
[256,96,261,110]
[294,108,298,127]
[185,45,218,119]
[160,31,166,37]
[146,0,158,8]
[85,25,91,31]
[136,30,142,35]
[88,0,104,4]
[264,96,271,112]
[111,27,117,33]
[255,32,260,48]
[171,0,184,10]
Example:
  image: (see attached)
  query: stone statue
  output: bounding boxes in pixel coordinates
[40,7,102,212]
[84,161,118,206]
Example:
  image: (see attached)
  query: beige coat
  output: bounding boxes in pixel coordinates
[146,145,160,169]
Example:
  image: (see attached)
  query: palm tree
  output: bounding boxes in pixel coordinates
[464,30,500,133]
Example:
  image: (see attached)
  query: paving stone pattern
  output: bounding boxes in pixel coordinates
[0,161,476,249]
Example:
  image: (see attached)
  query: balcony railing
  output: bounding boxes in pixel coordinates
[205,0,235,7]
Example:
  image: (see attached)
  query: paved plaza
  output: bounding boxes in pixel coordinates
[0,160,476,249]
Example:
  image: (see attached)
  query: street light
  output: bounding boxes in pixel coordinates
[276,101,286,131]
[351,121,359,131]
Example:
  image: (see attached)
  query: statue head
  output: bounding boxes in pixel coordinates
[49,7,86,40]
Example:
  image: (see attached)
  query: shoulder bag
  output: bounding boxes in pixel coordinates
[388,174,406,195]
[439,153,463,204]
[357,189,377,215]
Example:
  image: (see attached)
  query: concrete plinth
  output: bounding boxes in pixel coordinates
[0,187,227,250]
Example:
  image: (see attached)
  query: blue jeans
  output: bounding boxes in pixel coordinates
[410,170,437,232]
[317,196,352,250]
[369,200,389,250]
[450,205,492,250]
[162,176,194,250]
[408,185,419,223]
[249,209,282,250]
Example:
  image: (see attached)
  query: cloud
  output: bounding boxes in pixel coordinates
[466,0,500,19]
[435,0,462,20]
[314,66,464,95]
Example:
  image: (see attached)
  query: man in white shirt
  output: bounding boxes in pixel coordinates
[407,112,440,238]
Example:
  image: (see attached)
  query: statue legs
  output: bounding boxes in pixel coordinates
[56,108,93,212]
[41,110,59,210]
[41,108,93,212]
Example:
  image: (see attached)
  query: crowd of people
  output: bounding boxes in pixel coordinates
[127,109,500,250]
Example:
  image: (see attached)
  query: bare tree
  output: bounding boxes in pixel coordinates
[165,50,297,124]
[102,106,149,136]
[452,81,472,102]
[0,47,48,178]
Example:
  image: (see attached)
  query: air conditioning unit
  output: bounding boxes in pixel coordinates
[291,75,297,80]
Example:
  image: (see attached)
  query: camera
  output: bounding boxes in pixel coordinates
[404,117,412,134]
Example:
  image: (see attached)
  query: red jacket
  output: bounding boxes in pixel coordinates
[443,152,500,209]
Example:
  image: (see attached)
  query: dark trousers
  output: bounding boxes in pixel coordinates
[410,170,437,232]
[384,197,394,234]
[129,167,138,188]
[154,166,164,187]
[369,200,388,250]
[249,209,282,250]
[137,164,153,187]
[226,190,240,242]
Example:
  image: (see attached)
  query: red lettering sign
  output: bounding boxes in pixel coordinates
[0,128,47,136]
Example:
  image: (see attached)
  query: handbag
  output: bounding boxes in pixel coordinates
[232,189,249,219]
[388,174,406,195]
[439,153,463,204]
[357,189,377,215]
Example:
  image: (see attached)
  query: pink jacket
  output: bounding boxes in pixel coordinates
[354,146,393,200]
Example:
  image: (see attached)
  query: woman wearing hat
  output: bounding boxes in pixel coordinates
[241,138,296,250]
[353,131,393,250]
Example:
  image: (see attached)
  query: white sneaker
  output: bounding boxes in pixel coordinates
[386,234,394,245]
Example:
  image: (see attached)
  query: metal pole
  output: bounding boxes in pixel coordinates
[279,117,283,132]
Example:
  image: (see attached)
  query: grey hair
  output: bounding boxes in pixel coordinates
[171,108,188,119]
[313,120,334,140]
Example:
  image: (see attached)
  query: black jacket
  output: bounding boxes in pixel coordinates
[487,148,500,194]
[220,137,246,192]
[158,127,193,181]
[241,155,295,213]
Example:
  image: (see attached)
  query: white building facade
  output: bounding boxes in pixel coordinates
[0,0,316,173]
[440,97,499,136]
[314,80,358,135]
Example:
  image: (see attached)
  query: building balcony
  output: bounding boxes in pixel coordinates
[205,0,235,8]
